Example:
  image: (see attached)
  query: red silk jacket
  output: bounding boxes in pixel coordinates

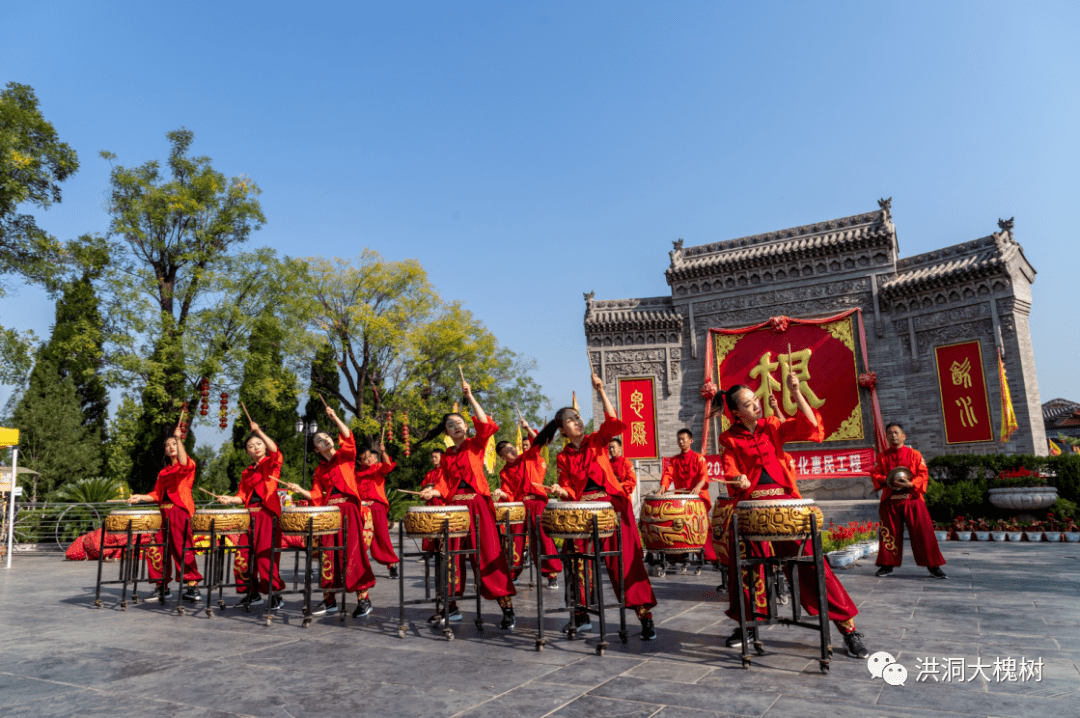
[148,459,198,516]
[610,454,637,497]
[358,458,396,507]
[238,450,283,517]
[499,443,547,501]
[661,450,711,508]
[310,433,361,506]
[556,415,627,500]
[718,410,823,502]
[432,416,499,499]
[870,446,929,501]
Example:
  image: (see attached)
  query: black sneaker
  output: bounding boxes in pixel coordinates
[562,611,591,633]
[843,631,869,659]
[352,599,373,618]
[725,626,756,648]
[155,585,172,598]
[928,567,948,579]
[388,565,399,579]
[182,588,201,603]
[311,599,338,615]
[500,608,516,630]
[232,594,264,609]
[875,566,893,577]
[639,618,657,641]
[546,577,559,590]
[269,595,283,610]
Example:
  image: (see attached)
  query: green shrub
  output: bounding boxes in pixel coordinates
[1050,497,1077,520]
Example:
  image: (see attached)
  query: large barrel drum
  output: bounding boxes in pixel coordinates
[279,506,342,536]
[639,494,708,553]
[403,505,471,539]
[735,498,825,542]
[541,501,617,540]
[191,507,251,535]
[104,508,161,535]
[494,502,526,525]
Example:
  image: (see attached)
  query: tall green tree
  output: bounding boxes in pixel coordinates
[299,342,343,484]
[0,82,79,293]
[11,356,101,500]
[104,395,141,485]
[225,313,303,489]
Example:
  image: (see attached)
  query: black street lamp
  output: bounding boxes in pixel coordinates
[295,418,320,489]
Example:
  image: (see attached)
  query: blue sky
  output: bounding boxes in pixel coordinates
[2,1,1077,438]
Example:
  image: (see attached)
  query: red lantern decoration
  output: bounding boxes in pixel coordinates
[402,412,410,457]
[199,409,208,416]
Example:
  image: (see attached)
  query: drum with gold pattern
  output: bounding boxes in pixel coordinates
[541,501,617,540]
[735,498,825,541]
[191,507,251,535]
[360,500,375,547]
[403,505,471,539]
[279,506,342,536]
[104,508,161,535]
[494,501,526,525]
[709,499,739,564]
[640,494,708,553]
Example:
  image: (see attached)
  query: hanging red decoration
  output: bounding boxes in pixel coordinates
[402,412,410,457]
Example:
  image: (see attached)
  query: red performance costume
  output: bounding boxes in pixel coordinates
[420,466,443,554]
[233,449,286,595]
[145,459,203,586]
[558,414,657,619]
[431,416,516,605]
[871,446,945,569]
[610,454,637,497]
[661,450,718,562]
[719,410,859,633]
[499,441,563,581]
[310,433,376,596]
[358,458,401,569]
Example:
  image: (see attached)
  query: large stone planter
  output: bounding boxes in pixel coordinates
[988,486,1058,511]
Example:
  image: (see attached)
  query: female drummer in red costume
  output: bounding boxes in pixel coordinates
[357,439,401,579]
[217,422,286,609]
[718,373,870,659]
[418,379,517,630]
[494,423,563,589]
[283,406,376,618]
[420,448,444,555]
[537,373,659,641]
[127,420,203,603]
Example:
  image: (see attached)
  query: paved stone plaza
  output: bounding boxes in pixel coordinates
[1,542,1079,718]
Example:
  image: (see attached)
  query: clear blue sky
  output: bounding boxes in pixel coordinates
[2,1,1077,437]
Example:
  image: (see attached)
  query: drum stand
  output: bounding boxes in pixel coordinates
[93,521,170,610]
[395,520,481,641]
[266,517,350,628]
[649,548,706,578]
[498,515,528,586]
[534,516,627,656]
[730,512,831,673]
[181,520,250,618]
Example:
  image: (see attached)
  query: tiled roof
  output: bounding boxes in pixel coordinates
[584,296,682,333]
[666,210,893,283]
[880,235,1017,298]
[1043,398,1080,423]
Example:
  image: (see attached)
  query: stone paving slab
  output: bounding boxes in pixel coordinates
[0,542,1078,718]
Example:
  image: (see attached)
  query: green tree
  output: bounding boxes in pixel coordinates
[11,356,101,500]
[0,82,79,293]
[225,313,303,489]
[104,395,141,484]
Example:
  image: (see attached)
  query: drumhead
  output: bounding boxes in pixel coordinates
[282,506,340,514]
[546,501,613,511]
[193,508,249,514]
[644,494,702,502]
[494,502,525,508]
[109,508,160,515]
[737,498,816,509]
[406,505,469,514]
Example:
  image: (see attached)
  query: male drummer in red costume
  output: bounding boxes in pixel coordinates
[357,439,401,579]
[871,423,947,579]
[607,437,637,497]
[419,448,444,556]
[660,428,720,569]
[718,372,869,659]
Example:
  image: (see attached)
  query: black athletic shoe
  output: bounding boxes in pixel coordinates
[546,577,560,590]
[430,608,462,624]
[725,626,756,648]
[562,611,592,633]
[500,608,516,630]
[182,588,201,603]
[388,565,399,580]
[639,618,657,641]
[928,567,948,579]
[232,594,264,609]
[843,631,870,659]
[352,599,373,618]
[155,585,172,598]
[269,595,284,610]
[311,599,338,615]
[875,566,893,577]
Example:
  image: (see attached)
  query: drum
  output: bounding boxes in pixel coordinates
[640,494,708,553]
[735,498,826,541]
[279,506,342,536]
[104,508,161,535]
[494,502,526,526]
[403,505,471,539]
[541,501,617,540]
[191,507,251,535]
[360,500,375,547]
[709,499,738,561]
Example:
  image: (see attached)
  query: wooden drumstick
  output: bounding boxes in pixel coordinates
[240,401,253,426]
[585,346,594,374]
[396,489,423,496]
[458,364,466,384]
[317,391,328,408]
[198,487,226,501]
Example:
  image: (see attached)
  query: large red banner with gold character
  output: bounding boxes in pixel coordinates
[617,377,659,460]
[713,318,864,443]
[934,340,993,444]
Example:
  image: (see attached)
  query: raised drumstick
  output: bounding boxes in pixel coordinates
[240,401,253,426]
[458,364,466,384]
[316,391,328,408]
[396,489,423,496]
[198,487,226,501]
[585,346,594,374]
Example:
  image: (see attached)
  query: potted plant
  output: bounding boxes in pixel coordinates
[988,467,1059,510]
[1044,513,1063,543]
[1064,518,1080,543]
[990,518,1008,542]
[952,515,972,541]
[972,517,992,541]
[1024,519,1045,542]
[1003,517,1024,542]
[933,522,950,542]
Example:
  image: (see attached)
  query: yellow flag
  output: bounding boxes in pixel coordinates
[484,435,496,474]
[515,422,523,454]
[997,349,1018,442]
[572,391,579,412]
[443,402,459,449]
[1049,439,1062,456]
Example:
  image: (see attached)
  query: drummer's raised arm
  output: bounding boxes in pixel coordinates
[592,374,616,418]
[462,380,487,424]
[250,421,278,456]
[326,406,350,438]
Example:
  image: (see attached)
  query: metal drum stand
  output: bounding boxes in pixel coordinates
[265,516,350,628]
[395,519,481,641]
[93,519,170,610]
[188,520,250,618]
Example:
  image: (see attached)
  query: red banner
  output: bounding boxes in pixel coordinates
[667,447,875,484]
[713,318,863,442]
[934,340,993,444]
[618,377,659,460]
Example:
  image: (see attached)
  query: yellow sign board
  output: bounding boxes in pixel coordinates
[0,428,18,447]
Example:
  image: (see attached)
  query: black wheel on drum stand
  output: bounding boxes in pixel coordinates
[819,660,830,674]
[741,656,752,669]
[619,630,628,644]
[535,638,545,651]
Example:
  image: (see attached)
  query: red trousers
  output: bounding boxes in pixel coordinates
[366,501,400,567]
[448,494,515,601]
[877,494,946,568]
[320,496,376,593]
[146,504,202,584]
[233,507,285,595]
[573,492,657,614]
[498,524,527,579]
[525,497,563,579]
[726,491,857,625]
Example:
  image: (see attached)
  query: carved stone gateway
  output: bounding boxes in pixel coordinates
[584,204,1045,501]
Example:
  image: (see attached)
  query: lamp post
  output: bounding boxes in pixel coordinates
[295,419,320,489]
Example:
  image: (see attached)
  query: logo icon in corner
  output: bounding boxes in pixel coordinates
[868,651,906,686]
